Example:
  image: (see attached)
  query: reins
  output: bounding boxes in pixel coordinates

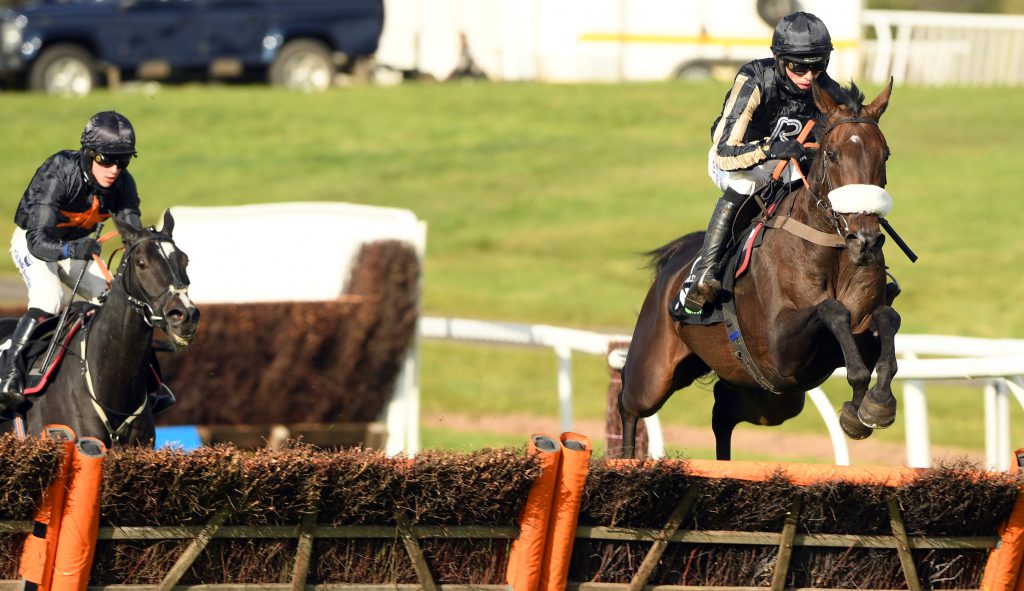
[768,116,886,248]
[79,230,188,445]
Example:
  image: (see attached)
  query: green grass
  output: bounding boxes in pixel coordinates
[2,81,1022,455]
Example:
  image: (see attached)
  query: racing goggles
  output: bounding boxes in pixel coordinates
[783,59,828,75]
[92,151,133,169]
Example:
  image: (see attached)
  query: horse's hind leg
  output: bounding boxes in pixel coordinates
[618,343,708,459]
[712,381,805,461]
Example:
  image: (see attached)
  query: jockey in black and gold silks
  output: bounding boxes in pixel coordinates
[1,111,153,409]
[681,11,840,314]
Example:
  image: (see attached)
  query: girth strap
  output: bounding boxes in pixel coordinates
[763,216,845,248]
[721,298,781,395]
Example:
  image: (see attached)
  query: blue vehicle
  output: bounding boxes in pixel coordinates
[0,0,385,95]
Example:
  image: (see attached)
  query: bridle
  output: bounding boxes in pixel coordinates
[80,231,190,445]
[804,116,887,238]
[111,232,190,331]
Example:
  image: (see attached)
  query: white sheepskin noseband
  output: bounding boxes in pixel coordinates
[828,184,893,216]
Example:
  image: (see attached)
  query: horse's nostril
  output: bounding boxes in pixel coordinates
[167,309,185,324]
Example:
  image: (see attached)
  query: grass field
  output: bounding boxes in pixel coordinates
[1,81,1021,459]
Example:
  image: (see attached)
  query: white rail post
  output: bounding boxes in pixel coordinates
[902,380,930,468]
[806,388,850,466]
[996,380,1011,471]
[984,380,1000,470]
[556,345,573,432]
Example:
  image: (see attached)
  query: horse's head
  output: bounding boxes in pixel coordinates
[113,210,200,349]
[811,78,895,266]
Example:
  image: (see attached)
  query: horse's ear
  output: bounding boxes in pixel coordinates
[114,215,142,246]
[157,209,175,236]
[863,77,894,121]
[812,80,840,118]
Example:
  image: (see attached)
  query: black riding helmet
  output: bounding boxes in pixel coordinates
[79,111,136,188]
[771,12,833,93]
[81,111,137,156]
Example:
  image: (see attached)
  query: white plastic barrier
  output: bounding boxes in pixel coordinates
[169,203,428,456]
[420,317,1024,469]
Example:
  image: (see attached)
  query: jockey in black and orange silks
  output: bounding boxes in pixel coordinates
[679,12,839,315]
[1,111,173,415]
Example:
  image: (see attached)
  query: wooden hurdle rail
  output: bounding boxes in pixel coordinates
[0,495,1007,591]
[0,436,1019,591]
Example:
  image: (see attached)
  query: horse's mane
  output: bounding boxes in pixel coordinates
[814,81,867,140]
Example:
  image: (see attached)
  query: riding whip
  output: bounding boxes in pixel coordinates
[38,223,105,374]
[879,218,918,263]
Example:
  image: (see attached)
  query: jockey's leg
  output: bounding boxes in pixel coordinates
[683,189,743,311]
[146,351,176,415]
[0,308,48,407]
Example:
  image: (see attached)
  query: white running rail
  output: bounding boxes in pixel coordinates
[418,317,1024,470]
[862,9,1024,86]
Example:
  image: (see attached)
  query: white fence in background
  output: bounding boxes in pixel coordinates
[418,317,1024,470]
[862,10,1024,86]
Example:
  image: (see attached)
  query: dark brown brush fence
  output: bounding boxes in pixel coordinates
[0,436,1019,590]
[156,240,420,427]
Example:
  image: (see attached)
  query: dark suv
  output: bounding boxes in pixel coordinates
[0,0,385,95]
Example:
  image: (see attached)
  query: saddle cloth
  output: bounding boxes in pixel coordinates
[671,182,796,326]
[0,302,97,396]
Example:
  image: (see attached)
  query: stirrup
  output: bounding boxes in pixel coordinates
[149,383,176,416]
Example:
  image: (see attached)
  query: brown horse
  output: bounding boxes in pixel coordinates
[619,80,901,460]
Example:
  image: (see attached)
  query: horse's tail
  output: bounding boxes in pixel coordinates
[644,232,702,275]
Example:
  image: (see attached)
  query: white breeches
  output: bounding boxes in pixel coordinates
[707,147,801,196]
[10,228,109,315]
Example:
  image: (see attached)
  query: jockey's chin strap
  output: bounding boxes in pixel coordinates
[112,232,189,331]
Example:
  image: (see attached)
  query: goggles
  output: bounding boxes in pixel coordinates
[784,59,828,75]
[92,151,133,169]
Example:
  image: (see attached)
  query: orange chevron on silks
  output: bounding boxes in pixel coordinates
[50,437,106,591]
[57,196,110,230]
[19,425,76,591]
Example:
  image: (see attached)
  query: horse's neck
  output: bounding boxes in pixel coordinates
[85,284,153,392]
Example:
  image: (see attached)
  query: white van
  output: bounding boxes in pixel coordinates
[377,0,863,83]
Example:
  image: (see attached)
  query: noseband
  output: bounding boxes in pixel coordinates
[113,232,190,331]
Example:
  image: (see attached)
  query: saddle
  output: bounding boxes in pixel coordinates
[672,181,799,326]
[0,302,98,396]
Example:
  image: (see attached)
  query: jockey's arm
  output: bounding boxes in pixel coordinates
[710,72,772,172]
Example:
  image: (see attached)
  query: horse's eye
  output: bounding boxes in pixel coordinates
[825,150,838,162]
[136,258,147,270]
[884,148,892,161]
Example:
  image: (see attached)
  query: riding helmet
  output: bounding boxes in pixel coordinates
[770,12,834,64]
[81,111,136,155]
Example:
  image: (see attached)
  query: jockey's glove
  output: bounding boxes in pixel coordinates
[64,237,102,260]
[766,139,810,161]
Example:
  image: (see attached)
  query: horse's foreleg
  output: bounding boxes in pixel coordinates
[771,300,877,439]
[857,305,901,429]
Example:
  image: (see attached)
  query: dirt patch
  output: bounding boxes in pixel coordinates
[424,411,985,466]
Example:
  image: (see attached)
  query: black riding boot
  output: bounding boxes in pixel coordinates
[0,310,43,409]
[683,195,743,311]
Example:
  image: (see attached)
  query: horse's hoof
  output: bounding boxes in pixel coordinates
[840,402,873,440]
[857,394,896,429]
